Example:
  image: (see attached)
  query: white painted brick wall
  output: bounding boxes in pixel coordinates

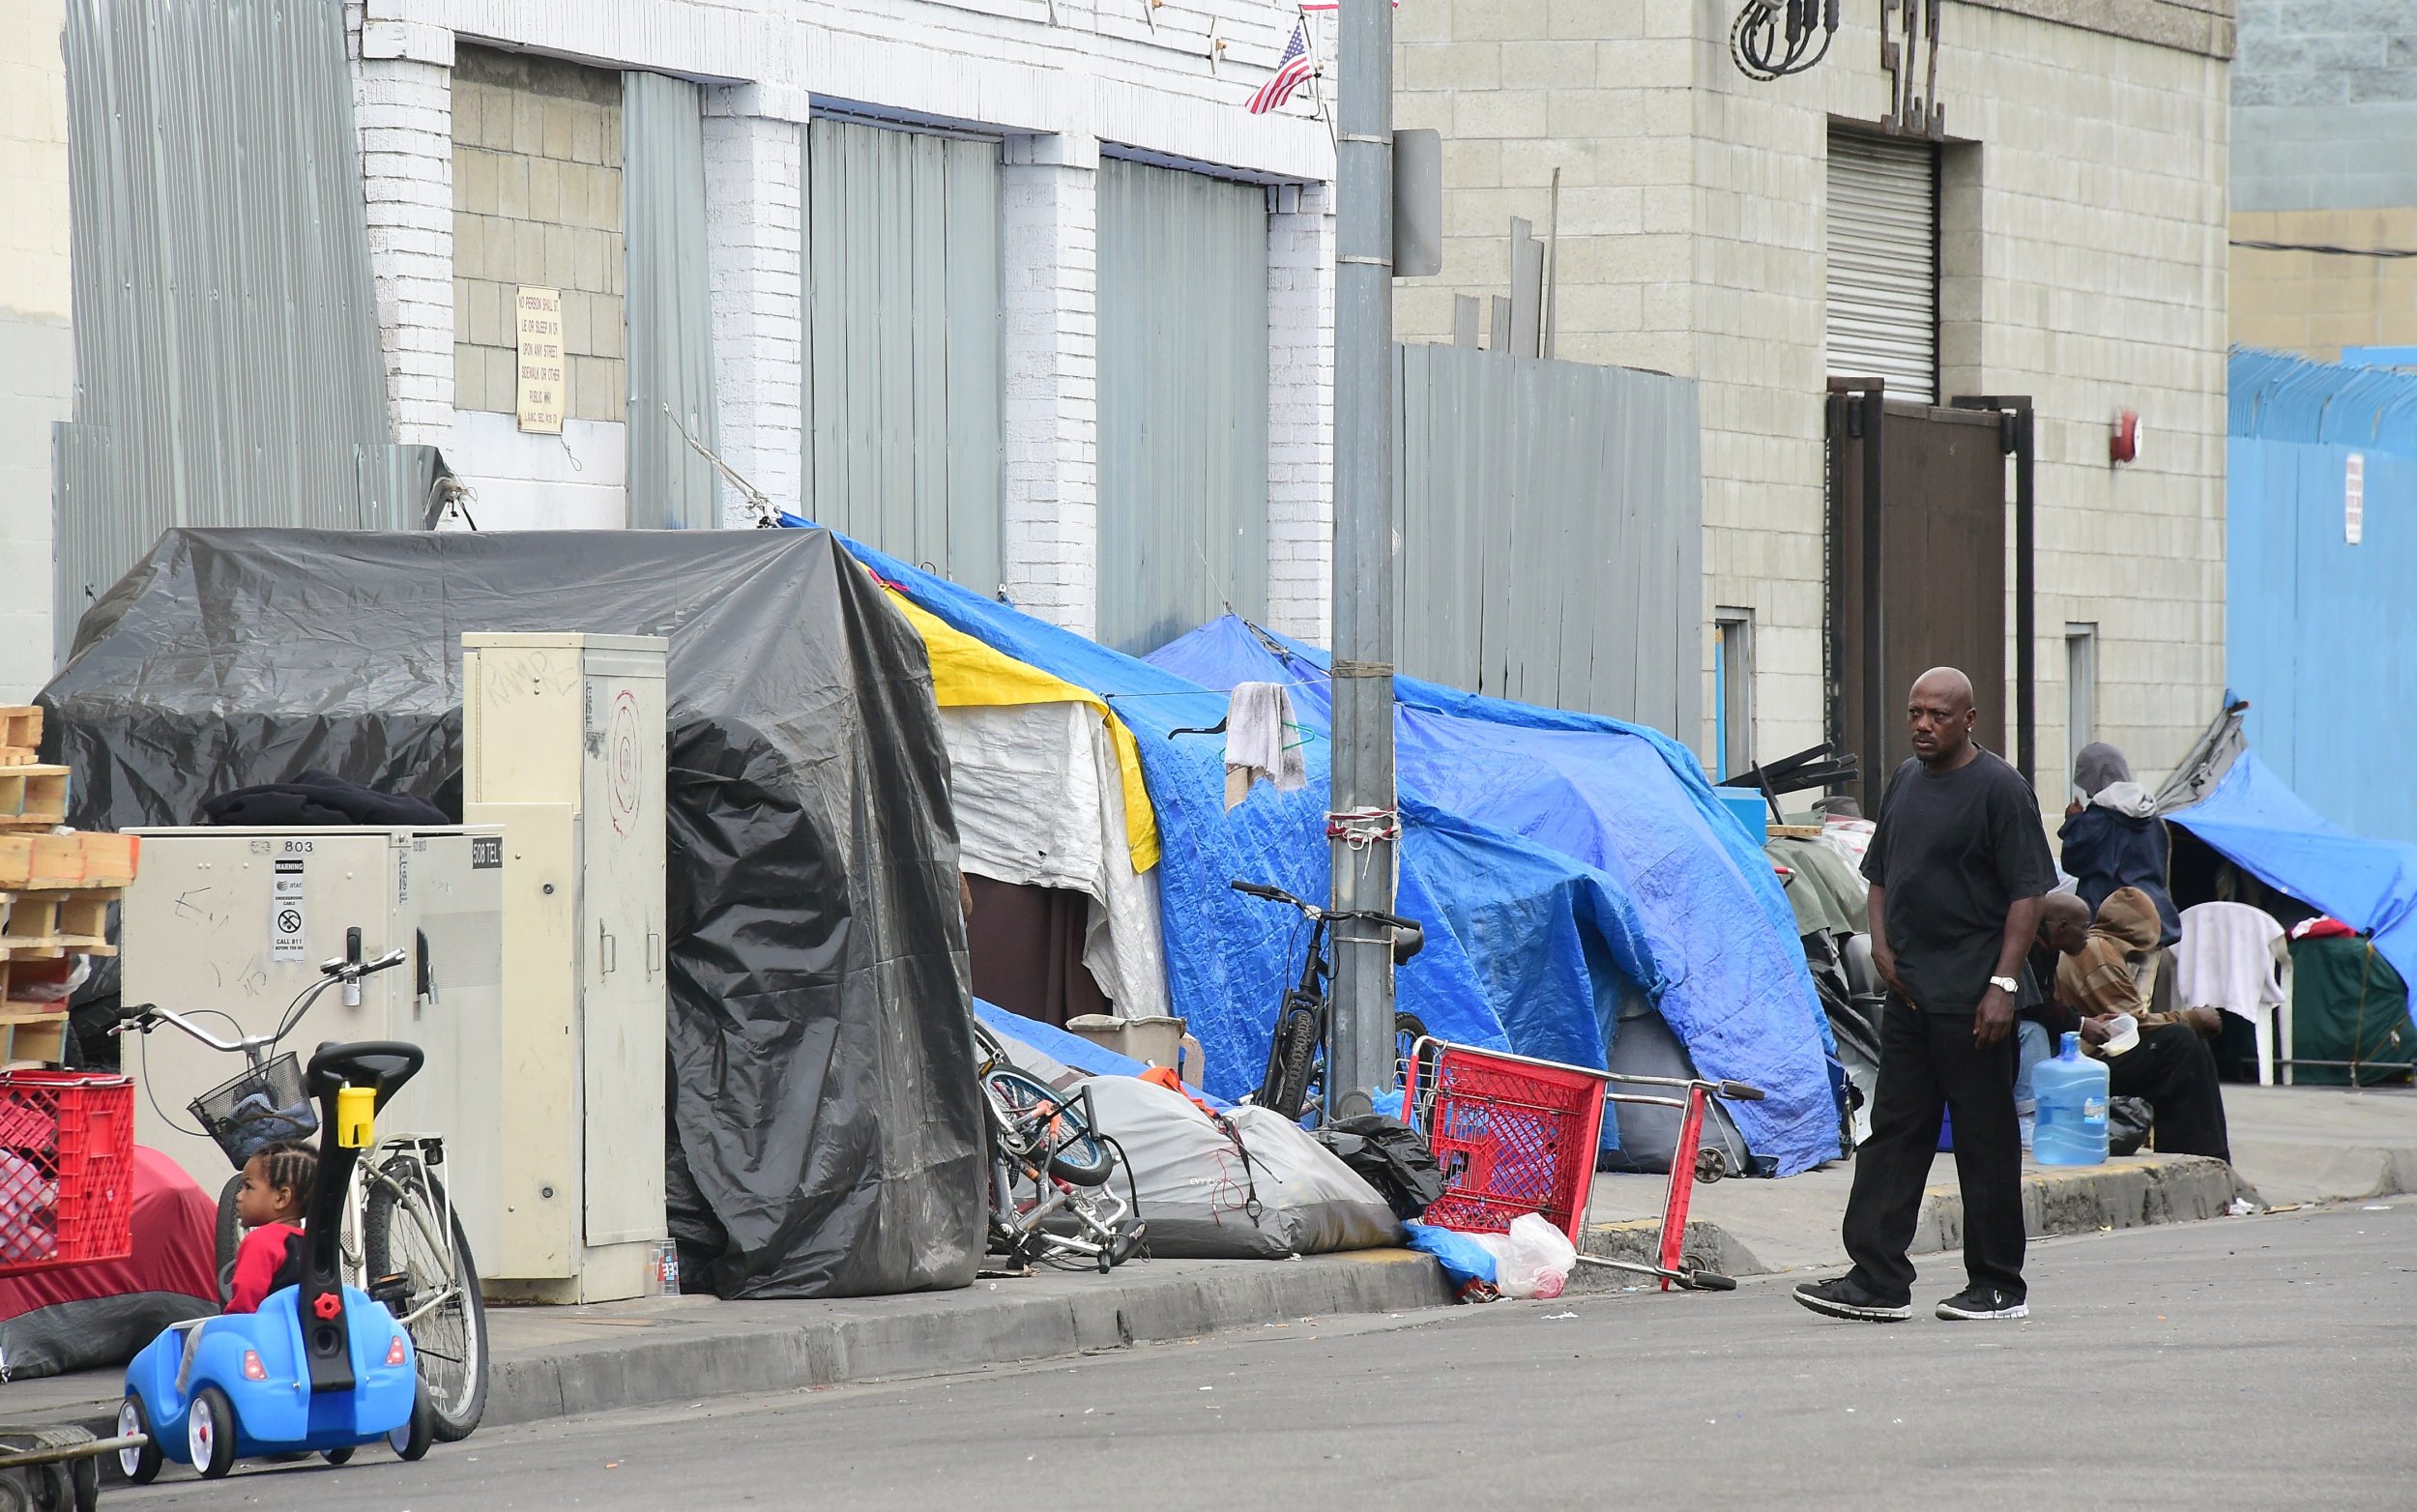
[350,6,455,449]
[701,101,803,528]
[998,134,1099,636]
[1266,180,1335,643]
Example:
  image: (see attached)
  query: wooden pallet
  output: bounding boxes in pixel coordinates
[0,891,115,959]
[0,707,38,756]
[0,767,69,829]
[0,832,136,890]
[0,1011,69,1066]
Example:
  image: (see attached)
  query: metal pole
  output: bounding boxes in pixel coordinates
[1860,386,1886,818]
[2013,405,2036,788]
[1328,0,1396,1119]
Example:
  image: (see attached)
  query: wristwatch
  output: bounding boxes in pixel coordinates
[1989,975,2021,994]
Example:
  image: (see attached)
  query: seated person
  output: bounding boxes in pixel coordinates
[2035,888,2231,1162]
[2060,742,2181,946]
[226,1141,314,1313]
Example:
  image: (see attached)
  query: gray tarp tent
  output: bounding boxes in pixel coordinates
[42,527,980,1299]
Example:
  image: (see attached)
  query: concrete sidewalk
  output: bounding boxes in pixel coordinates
[13,1084,2402,1451]
[1582,1082,2412,1277]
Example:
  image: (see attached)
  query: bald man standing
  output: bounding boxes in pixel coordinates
[1796,668,2055,1323]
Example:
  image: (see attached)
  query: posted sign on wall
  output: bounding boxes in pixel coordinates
[516,286,566,434]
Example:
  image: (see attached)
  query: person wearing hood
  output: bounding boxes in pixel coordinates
[2036,887,2231,1162]
[2060,741,2181,947]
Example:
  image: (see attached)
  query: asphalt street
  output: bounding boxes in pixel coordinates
[110,1204,2416,1511]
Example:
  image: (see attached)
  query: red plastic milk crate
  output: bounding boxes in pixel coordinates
[0,1071,135,1274]
[1405,1042,1607,1243]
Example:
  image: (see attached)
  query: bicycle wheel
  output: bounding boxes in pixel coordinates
[984,1068,1114,1186]
[361,1156,489,1441]
[213,1173,245,1305]
[1261,1001,1321,1120]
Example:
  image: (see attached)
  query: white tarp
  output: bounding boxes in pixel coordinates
[943,701,1170,1019]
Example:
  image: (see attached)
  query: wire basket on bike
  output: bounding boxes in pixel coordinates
[189,1053,318,1168]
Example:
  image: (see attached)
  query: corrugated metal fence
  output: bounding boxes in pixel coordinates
[802,118,1004,590]
[623,72,718,532]
[1397,344,1704,734]
[55,0,408,660]
[2228,346,2417,843]
[1095,158,1270,654]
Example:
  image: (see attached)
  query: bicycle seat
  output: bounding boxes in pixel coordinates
[306,1040,425,1113]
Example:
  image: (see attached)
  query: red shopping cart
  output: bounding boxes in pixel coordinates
[1403,1039,1764,1292]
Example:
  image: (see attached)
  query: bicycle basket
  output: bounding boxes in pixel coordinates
[189,1054,318,1168]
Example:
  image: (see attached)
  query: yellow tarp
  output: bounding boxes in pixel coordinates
[888,591,1160,873]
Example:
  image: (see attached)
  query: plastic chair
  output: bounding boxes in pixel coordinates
[2176,901,2291,1085]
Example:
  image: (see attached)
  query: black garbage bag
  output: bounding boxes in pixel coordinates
[1315,1113,1444,1221]
[42,527,983,1299]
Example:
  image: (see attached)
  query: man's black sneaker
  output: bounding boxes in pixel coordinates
[1792,1276,1912,1322]
[1936,1285,2029,1321]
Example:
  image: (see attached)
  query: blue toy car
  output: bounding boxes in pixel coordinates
[117,1041,437,1482]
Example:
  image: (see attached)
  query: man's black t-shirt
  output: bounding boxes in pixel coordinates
[1859,750,2056,1014]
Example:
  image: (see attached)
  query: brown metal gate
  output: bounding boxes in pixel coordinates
[1826,388,2028,814]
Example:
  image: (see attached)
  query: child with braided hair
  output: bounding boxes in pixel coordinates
[226,1141,316,1314]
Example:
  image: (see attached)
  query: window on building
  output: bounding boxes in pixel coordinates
[1825,129,1938,403]
[2066,623,2098,800]
[1714,609,1756,781]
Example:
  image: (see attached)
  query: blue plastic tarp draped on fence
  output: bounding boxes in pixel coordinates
[1151,618,1838,1175]
[2169,750,2417,991]
[835,537,1838,1175]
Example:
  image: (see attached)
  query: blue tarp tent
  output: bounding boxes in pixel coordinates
[1153,618,1836,1155]
[2169,749,2417,990]
[834,537,1839,1175]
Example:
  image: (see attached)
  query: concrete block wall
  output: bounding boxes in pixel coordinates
[353,5,456,452]
[2231,0,2417,359]
[1266,181,1335,642]
[701,100,803,528]
[1394,0,2230,799]
[324,0,1331,642]
[0,0,70,700]
[450,46,626,425]
[999,135,1100,636]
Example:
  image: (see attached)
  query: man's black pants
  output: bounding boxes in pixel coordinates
[1841,997,2024,1304]
[2114,1023,2230,1161]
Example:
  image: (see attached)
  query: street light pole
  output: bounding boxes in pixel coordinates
[1327,0,1397,1119]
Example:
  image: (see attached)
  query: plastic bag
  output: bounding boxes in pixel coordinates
[1471,1213,1577,1299]
[1401,1220,1500,1301]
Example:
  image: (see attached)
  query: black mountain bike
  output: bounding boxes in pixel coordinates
[1231,880,1427,1121]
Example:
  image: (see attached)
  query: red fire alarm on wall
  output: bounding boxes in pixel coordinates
[2111,408,2142,465]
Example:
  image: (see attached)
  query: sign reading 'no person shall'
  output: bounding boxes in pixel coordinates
[516,286,565,435]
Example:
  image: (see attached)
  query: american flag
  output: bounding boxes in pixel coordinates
[1247,20,1315,114]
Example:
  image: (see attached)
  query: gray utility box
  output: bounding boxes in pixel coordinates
[462,632,668,1304]
[120,827,507,1262]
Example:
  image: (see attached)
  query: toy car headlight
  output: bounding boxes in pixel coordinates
[386,1335,409,1367]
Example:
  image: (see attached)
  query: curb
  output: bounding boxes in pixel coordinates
[1578,1218,1766,1283]
[486,1248,1452,1428]
[45,1249,1454,1462]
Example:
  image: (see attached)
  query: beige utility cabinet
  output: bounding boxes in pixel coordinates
[120,826,506,1262]
[462,632,668,1303]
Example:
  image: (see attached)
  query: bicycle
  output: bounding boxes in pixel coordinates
[1229,879,1427,1121]
[110,942,490,1442]
[973,1019,1145,1273]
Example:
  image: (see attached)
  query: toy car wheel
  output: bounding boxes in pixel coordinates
[189,1385,240,1479]
[390,1385,435,1463]
[117,1395,162,1485]
[322,1446,355,1466]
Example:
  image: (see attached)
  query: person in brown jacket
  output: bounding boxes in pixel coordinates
[2037,887,2231,1160]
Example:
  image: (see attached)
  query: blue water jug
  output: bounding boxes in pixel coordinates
[2031,1032,2109,1165]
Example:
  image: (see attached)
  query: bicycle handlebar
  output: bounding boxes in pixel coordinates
[108,944,411,1061]
[1228,879,1421,933]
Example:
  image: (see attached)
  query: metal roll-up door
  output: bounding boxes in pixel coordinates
[803,118,1004,591]
[1825,131,1937,403]
[1096,158,1269,654]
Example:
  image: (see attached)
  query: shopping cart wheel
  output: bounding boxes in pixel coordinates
[1681,1269,1737,1292]
[1695,1148,1728,1183]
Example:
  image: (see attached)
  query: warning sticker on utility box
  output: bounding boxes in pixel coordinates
[271,858,306,962]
